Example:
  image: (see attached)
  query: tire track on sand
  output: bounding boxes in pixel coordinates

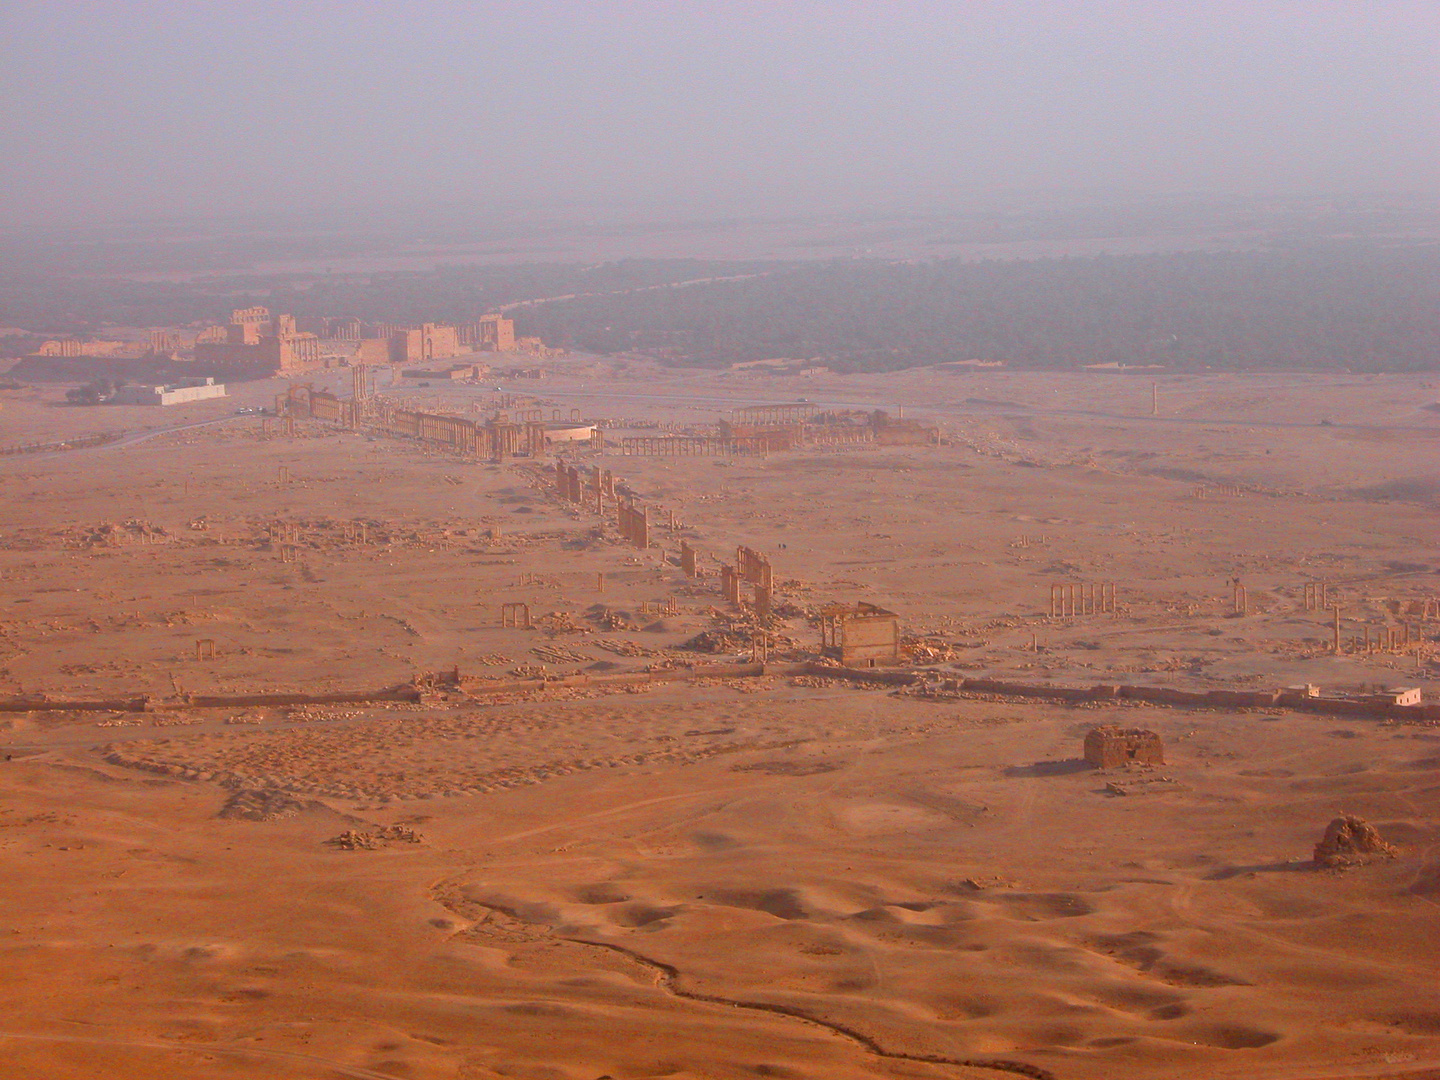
[440,892,1057,1080]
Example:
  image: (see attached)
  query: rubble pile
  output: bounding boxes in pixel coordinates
[1313,815,1397,868]
[532,644,590,664]
[326,824,424,851]
[288,706,361,723]
[903,635,962,663]
[536,610,587,636]
[218,788,310,821]
[680,629,752,654]
[326,829,379,850]
[73,520,170,549]
[592,638,655,657]
[594,609,640,631]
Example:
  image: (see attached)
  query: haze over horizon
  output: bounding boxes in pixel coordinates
[3,0,1438,230]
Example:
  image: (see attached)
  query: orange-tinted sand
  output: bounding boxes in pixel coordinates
[0,364,1437,1079]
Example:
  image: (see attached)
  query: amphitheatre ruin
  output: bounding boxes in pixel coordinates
[0,343,1438,1080]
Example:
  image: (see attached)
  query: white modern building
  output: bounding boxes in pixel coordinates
[113,378,227,406]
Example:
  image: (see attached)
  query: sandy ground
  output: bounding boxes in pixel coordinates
[0,365,1437,1079]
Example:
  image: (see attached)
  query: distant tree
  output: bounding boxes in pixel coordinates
[5,246,1438,374]
[65,379,115,405]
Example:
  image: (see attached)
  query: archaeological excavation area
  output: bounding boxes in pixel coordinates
[0,363,1438,1080]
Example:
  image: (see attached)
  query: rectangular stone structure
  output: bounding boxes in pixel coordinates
[1083,726,1164,769]
[819,602,900,667]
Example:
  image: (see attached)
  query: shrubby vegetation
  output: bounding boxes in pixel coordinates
[3,246,1436,373]
[64,378,123,404]
[0,261,772,336]
[516,248,1440,372]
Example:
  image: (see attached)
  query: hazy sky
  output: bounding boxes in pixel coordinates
[2,1,1437,226]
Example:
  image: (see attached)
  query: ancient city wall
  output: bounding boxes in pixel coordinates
[2,663,1432,725]
[184,686,424,708]
[0,695,149,713]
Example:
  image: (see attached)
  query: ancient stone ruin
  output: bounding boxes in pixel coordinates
[818,602,900,667]
[1084,726,1164,769]
[326,825,424,851]
[1313,815,1397,868]
[217,788,310,822]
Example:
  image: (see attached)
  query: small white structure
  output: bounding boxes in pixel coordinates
[1374,687,1422,707]
[113,378,227,406]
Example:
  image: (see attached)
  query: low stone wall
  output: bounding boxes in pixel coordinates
[185,686,422,708]
[862,671,1440,722]
[6,665,1436,725]
[459,661,790,697]
[0,695,148,713]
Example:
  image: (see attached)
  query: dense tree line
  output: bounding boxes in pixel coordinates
[3,247,1436,373]
[0,260,775,337]
[514,248,1440,372]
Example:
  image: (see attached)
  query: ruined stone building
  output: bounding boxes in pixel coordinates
[325,317,363,340]
[36,338,82,357]
[354,338,391,365]
[148,329,189,355]
[819,603,901,667]
[188,309,521,377]
[1083,727,1164,768]
[231,306,270,334]
[870,409,940,446]
[716,421,803,452]
[193,306,319,376]
[388,323,461,365]
[460,313,516,352]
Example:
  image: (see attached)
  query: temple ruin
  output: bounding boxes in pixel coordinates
[1083,727,1164,769]
[819,602,901,667]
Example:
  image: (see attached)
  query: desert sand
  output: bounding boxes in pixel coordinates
[0,362,1437,1079]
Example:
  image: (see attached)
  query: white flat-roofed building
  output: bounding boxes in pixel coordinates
[112,378,227,406]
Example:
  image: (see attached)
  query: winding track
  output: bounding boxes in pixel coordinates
[438,889,1056,1080]
[566,934,1058,1080]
